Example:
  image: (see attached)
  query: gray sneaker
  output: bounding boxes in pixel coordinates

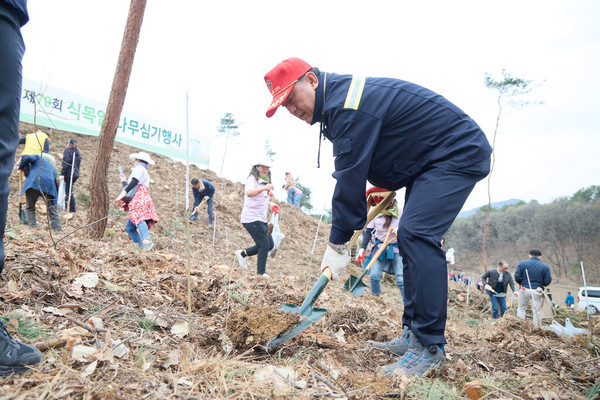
[0,321,43,376]
[367,325,413,356]
[235,250,247,269]
[381,343,445,376]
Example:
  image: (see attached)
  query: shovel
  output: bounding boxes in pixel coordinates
[18,170,26,224]
[344,226,396,297]
[188,196,209,220]
[265,191,396,350]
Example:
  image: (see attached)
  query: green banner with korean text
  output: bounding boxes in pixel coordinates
[19,78,210,166]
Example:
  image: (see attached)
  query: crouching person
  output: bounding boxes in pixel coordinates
[18,153,62,231]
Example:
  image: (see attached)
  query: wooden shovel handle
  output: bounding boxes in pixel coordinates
[347,191,396,249]
[363,226,396,273]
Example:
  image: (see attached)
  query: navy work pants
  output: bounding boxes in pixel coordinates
[399,159,490,346]
[64,176,78,212]
[0,4,25,272]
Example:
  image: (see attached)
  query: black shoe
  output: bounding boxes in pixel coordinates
[0,320,42,376]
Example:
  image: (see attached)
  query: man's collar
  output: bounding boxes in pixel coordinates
[311,71,326,126]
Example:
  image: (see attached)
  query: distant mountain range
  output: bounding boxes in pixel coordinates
[458,198,525,218]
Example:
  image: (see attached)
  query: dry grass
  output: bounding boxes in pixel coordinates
[1,123,599,399]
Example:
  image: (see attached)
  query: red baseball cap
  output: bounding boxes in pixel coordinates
[264,57,312,118]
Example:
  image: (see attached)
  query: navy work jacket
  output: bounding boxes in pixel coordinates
[514,257,552,289]
[61,147,81,180]
[310,72,492,244]
[192,180,215,208]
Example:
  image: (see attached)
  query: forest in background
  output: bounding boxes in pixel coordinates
[446,185,600,284]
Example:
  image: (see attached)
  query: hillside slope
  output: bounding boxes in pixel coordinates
[0,122,598,399]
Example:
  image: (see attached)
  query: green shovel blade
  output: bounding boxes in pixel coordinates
[265,302,327,350]
[19,205,26,224]
[344,274,368,297]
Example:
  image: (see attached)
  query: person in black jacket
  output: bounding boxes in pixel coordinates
[481,261,516,319]
[60,139,81,213]
[0,0,43,375]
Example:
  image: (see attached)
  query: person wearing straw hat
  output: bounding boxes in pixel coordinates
[17,152,62,231]
[263,57,492,376]
[234,160,278,278]
[115,151,158,250]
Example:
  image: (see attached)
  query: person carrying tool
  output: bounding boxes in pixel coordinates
[115,152,158,250]
[264,57,492,376]
[514,249,552,326]
[0,0,44,375]
[355,189,404,300]
[189,177,215,227]
[18,153,62,231]
[60,139,81,213]
[481,261,516,319]
[235,161,277,278]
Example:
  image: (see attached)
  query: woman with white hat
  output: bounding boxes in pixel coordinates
[115,151,158,250]
[234,160,278,277]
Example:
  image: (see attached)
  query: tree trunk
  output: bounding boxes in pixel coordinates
[88,0,147,239]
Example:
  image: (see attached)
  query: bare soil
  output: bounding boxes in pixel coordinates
[0,122,599,399]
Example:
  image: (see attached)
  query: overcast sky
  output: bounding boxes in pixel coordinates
[21,0,600,214]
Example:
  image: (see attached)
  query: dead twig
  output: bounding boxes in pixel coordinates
[273,366,306,390]
[82,296,122,322]
[38,370,63,400]
[312,372,338,392]
[476,382,526,400]
[35,338,68,351]
[572,355,600,365]
[62,314,106,334]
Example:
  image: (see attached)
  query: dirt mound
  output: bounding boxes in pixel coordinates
[1,122,599,399]
[226,306,299,351]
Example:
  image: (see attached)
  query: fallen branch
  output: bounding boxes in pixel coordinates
[62,314,107,334]
[312,392,346,398]
[35,338,68,351]
[83,296,122,322]
[312,371,337,392]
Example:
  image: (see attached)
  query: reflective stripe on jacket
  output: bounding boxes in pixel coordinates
[311,72,492,243]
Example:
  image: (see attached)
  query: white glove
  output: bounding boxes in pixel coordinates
[321,243,350,280]
[60,175,65,181]
[114,190,126,203]
[485,284,496,293]
[536,287,544,293]
[203,196,209,201]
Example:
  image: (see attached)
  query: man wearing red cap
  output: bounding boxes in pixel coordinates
[264,58,492,376]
